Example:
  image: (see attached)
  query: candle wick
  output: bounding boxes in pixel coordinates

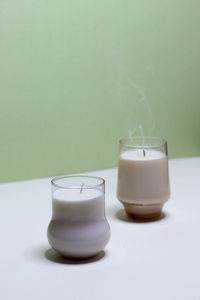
[143,149,146,157]
[80,183,84,194]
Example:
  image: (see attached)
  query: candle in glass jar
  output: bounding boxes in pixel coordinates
[117,138,170,219]
[47,176,110,258]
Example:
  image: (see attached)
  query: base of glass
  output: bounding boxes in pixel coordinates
[123,202,164,220]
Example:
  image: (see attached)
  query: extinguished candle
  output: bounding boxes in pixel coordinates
[117,138,170,219]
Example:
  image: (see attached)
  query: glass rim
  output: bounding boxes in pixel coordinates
[119,136,167,148]
[51,175,105,190]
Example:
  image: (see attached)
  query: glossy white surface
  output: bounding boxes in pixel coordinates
[120,149,165,160]
[53,188,103,201]
[0,157,200,300]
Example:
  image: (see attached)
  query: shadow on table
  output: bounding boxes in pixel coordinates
[25,244,107,265]
[45,248,106,265]
[115,209,168,223]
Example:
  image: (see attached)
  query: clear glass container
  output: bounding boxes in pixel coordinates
[47,175,110,258]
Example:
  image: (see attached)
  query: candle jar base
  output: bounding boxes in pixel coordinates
[47,219,110,259]
[122,202,164,220]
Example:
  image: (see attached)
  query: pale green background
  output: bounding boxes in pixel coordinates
[0,0,199,183]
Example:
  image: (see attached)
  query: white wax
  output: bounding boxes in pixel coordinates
[53,188,102,202]
[117,148,170,207]
[48,187,110,258]
[52,188,104,221]
[120,149,165,161]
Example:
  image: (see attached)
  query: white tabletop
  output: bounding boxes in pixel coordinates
[1,157,200,300]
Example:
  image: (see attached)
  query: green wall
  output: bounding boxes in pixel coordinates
[0,0,200,183]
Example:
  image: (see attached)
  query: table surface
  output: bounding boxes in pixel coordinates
[1,157,200,300]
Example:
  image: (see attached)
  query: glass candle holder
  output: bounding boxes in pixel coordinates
[47,175,110,258]
[117,137,170,220]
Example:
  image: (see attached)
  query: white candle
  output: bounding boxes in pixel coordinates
[52,188,105,221]
[48,185,110,258]
[117,148,170,218]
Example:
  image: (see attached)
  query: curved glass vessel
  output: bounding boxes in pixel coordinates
[48,175,110,258]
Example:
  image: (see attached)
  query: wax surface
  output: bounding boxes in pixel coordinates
[120,149,165,161]
[53,188,102,202]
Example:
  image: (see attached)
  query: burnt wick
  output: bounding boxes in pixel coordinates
[80,183,84,194]
[143,149,146,157]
